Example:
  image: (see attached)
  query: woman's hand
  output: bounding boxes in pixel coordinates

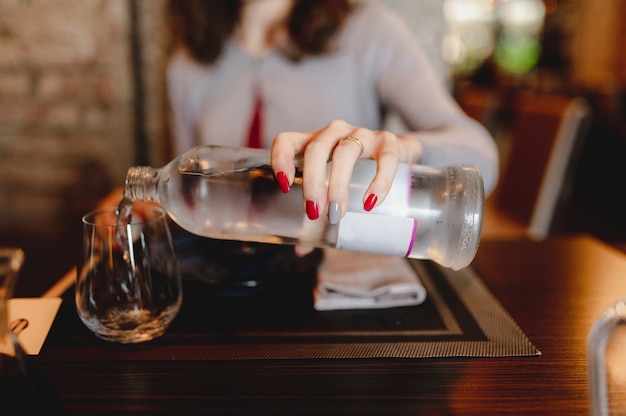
[271,119,422,225]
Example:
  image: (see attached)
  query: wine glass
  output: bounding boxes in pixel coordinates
[76,205,182,344]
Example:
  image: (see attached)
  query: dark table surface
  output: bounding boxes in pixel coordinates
[22,234,626,415]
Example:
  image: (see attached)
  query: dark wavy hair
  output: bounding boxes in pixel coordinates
[168,0,354,63]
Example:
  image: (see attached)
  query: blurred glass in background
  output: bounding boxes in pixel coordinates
[443,0,546,76]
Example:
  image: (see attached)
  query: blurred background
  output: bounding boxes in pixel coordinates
[0,0,624,295]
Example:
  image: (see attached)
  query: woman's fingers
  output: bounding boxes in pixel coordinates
[359,130,400,212]
[271,130,312,193]
[300,120,359,220]
[294,245,315,257]
[271,119,402,223]
[326,130,369,223]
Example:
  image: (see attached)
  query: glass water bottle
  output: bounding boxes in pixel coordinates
[123,145,484,270]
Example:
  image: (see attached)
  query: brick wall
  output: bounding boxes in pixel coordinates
[0,0,169,238]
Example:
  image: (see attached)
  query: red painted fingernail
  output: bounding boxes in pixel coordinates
[276,171,290,193]
[306,200,319,220]
[364,194,378,212]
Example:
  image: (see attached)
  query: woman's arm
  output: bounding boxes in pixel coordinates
[358,3,499,194]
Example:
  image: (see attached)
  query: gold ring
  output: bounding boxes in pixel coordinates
[342,135,364,156]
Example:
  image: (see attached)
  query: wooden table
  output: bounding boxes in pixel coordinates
[28,234,626,414]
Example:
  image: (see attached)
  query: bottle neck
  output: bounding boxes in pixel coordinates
[124,166,159,202]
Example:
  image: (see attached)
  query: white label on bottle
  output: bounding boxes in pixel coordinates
[336,212,417,256]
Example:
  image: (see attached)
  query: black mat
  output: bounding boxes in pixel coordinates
[46,259,540,360]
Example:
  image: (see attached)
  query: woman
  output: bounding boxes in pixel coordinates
[167,0,499,229]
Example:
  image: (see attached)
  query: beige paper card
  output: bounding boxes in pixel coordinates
[8,297,63,355]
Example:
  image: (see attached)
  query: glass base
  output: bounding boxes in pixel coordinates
[78,304,180,344]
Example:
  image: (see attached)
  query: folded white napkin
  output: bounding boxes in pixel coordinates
[314,250,427,311]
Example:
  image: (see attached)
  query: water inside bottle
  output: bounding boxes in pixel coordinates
[121,158,483,269]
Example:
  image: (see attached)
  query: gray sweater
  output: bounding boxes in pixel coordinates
[167,2,499,194]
